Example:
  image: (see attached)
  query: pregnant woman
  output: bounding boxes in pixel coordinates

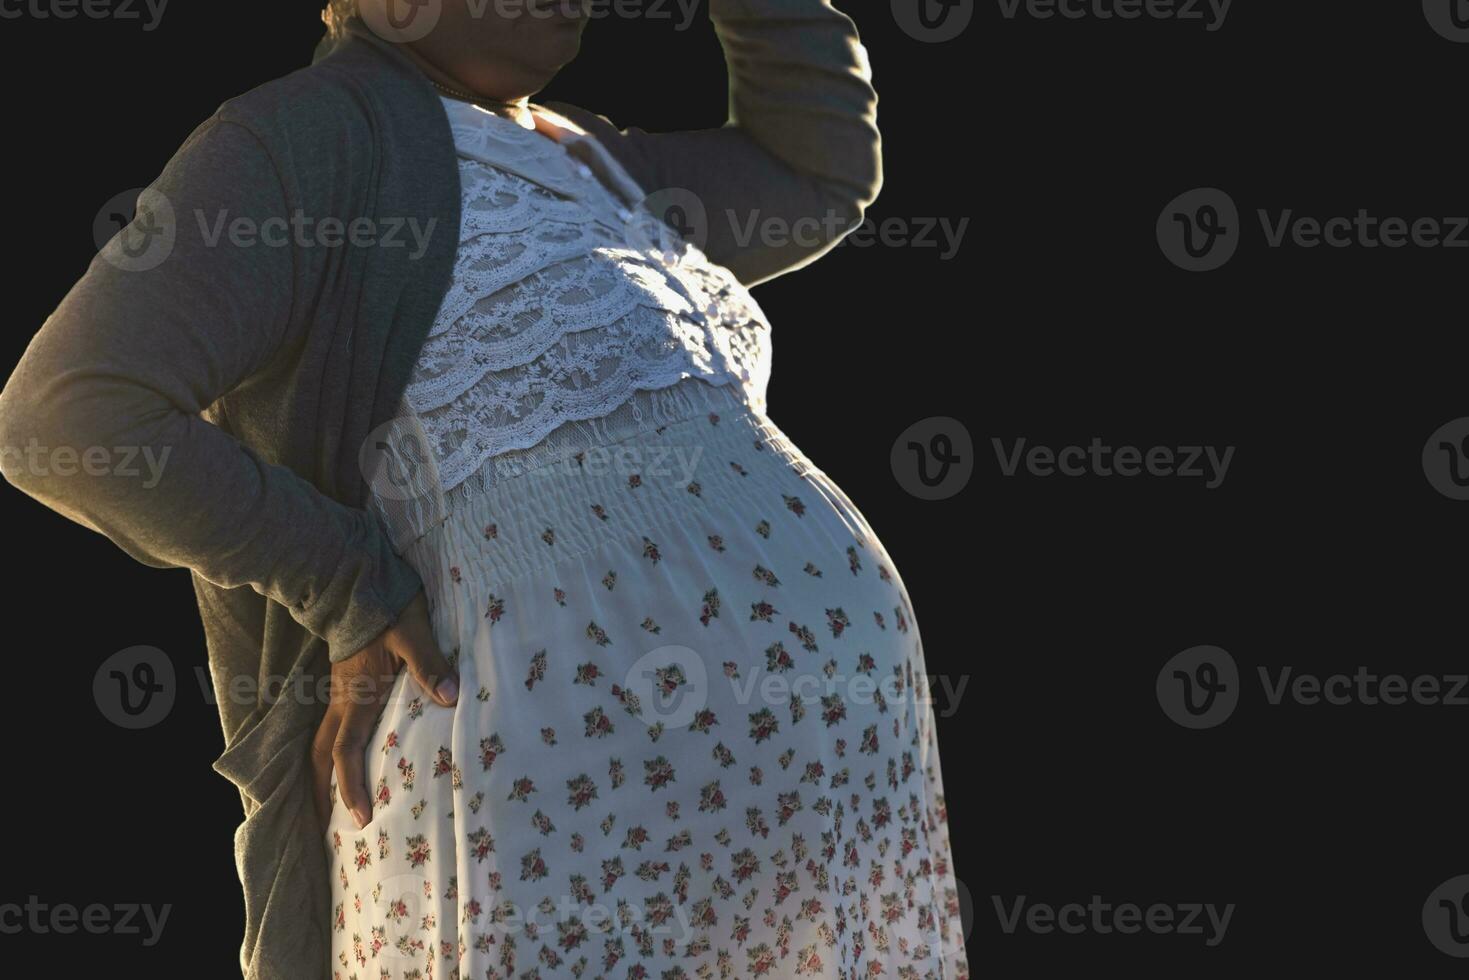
[0,2,966,978]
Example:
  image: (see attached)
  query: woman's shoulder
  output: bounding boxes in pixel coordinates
[210,52,382,155]
[208,32,447,170]
[169,32,458,237]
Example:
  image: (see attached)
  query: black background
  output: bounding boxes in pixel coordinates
[2,0,1466,975]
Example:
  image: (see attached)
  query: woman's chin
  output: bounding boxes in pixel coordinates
[540,33,586,71]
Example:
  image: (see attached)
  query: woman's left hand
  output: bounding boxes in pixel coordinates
[311,591,458,832]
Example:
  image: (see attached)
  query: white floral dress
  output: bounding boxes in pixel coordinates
[325,97,968,980]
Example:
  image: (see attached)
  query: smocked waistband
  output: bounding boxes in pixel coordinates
[399,406,817,594]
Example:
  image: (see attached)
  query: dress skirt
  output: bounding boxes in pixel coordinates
[326,406,968,980]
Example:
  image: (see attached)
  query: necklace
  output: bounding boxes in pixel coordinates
[429,79,531,117]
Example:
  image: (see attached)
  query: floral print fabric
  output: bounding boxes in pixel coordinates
[327,408,967,979]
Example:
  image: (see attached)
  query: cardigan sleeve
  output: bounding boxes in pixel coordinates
[0,116,422,663]
[547,0,882,286]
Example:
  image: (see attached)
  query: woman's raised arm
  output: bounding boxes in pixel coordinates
[551,0,882,286]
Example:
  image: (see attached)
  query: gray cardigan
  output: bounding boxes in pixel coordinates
[0,4,879,977]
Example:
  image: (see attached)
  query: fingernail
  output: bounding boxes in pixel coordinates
[436,675,459,705]
[352,806,369,830]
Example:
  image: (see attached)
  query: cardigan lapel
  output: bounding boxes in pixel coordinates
[325,21,464,508]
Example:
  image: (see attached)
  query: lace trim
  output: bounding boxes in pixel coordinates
[366,98,774,542]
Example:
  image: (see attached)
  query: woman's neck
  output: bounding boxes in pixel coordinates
[395,44,537,128]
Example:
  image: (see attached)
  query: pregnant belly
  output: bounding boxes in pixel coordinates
[325,406,942,978]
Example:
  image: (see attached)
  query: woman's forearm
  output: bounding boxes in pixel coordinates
[551,0,882,285]
[717,0,883,209]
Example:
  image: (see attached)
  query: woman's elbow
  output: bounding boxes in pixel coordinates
[0,374,115,503]
[0,380,49,494]
[816,164,882,252]
[817,115,884,246]
[852,126,885,218]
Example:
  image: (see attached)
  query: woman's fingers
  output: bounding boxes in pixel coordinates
[388,592,459,708]
[332,662,396,829]
[310,703,343,833]
[317,591,456,834]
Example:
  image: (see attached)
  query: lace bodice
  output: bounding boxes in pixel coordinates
[368,98,774,547]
